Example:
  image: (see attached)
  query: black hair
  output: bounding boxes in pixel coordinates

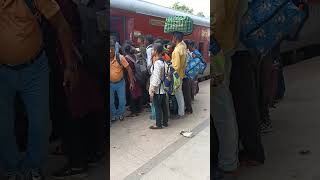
[122,43,135,55]
[154,39,163,44]
[173,32,184,41]
[189,41,196,48]
[184,39,191,47]
[145,34,154,45]
[153,43,164,55]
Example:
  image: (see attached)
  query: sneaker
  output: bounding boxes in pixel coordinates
[52,165,88,179]
[26,169,45,180]
[261,122,273,134]
[119,115,124,121]
[111,117,117,122]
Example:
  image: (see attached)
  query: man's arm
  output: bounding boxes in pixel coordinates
[48,11,77,68]
[125,65,135,90]
[146,48,152,70]
[47,11,79,90]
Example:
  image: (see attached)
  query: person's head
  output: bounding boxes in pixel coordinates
[137,35,145,45]
[167,42,175,55]
[111,35,117,42]
[152,43,164,58]
[172,32,184,44]
[188,41,196,52]
[154,39,163,44]
[122,43,135,56]
[124,40,134,47]
[144,35,154,46]
[110,38,116,60]
[184,40,190,48]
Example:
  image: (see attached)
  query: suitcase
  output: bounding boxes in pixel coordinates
[164,16,193,35]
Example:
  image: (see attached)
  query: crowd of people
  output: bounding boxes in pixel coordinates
[0,0,106,179]
[212,0,289,179]
[109,32,206,129]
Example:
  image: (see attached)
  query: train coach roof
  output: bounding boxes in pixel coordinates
[110,0,210,27]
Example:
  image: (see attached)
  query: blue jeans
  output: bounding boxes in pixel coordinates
[0,52,50,172]
[212,53,239,171]
[110,79,126,119]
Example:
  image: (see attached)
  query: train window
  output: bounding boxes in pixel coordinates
[198,42,204,54]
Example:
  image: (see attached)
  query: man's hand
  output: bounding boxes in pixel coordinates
[63,68,79,91]
[215,74,224,84]
[129,81,135,91]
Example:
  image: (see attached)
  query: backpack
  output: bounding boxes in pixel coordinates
[125,54,146,85]
[151,58,171,94]
[163,62,181,95]
[135,52,148,75]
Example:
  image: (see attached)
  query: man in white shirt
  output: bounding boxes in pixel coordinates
[144,35,154,73]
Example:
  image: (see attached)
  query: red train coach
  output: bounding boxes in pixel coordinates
[110,0,210,61]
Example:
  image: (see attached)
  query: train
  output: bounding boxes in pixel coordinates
[110,0,211,79]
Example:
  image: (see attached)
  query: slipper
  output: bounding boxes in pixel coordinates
[149,125,162,129]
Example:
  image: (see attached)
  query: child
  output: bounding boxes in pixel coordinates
[149,43,169,129]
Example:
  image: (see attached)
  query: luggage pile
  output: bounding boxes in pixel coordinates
[240,0,309,54]
[185,53,207,80]
[164,16,193,35]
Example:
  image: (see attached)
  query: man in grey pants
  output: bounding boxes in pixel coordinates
[212,0,251,177]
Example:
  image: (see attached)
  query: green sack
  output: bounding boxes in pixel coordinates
[164,16,193,35]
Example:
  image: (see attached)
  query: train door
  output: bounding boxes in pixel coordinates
[110,16,126,43]
[198,42,204,54]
